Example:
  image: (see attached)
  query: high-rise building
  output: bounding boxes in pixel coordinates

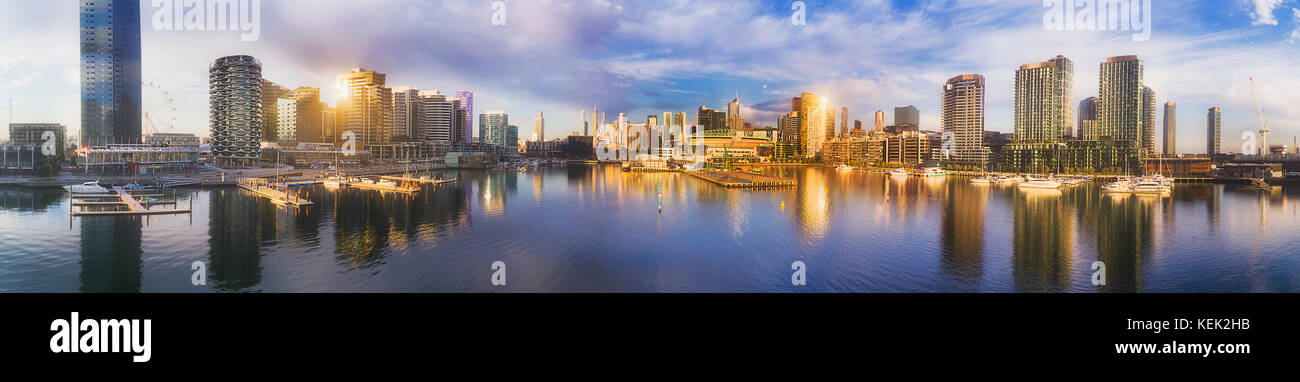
[337,68,393,147]
[942,74,987,165]
[417,91,456,144]
[1141,86,1156,154]
[1207,106,1221,154]
[480,111,510,147]
[796,93,829,158]
[1098,56,1144,144]
[276,87,322,144]
[778,111,800,144]
[261,80,291,142]
[80,0,142,146]
[209,55,263,165]
[455,91,474,142]
[1013,56,1074,143]
[1163,102,1176,155]
[826,107,836,139]
[696,106,726,132]
[840,106,849,137]
[321,105,337,143]
[874,110,885,132]
[894,105,919,128]
[1078,97,1098,139]
[534,111,545,141]
[392,86,420,139]
[727,95,743,131]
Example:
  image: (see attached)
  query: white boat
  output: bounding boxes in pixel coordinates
[919,167,948,177]
[970,176,993,184]
[1132,178,1171,195]
[64,181,111,194]
[836,164,854,172]
[889,168,911,177]
[1018,177,1062,189]
[322,177,346,190]
[1102,178,1134,193]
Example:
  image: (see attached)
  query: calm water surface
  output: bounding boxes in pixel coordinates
[1,165,1298,292]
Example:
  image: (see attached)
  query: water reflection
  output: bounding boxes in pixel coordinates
[207,188,266,291]
[79,216,142,292]
[4,167,1300,292]
[0,189,62,211]
[1011,188,1074,292]
[940,180,986,291]
[1094,195,1156,292]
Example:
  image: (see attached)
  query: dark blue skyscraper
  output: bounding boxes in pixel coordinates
[80,0,142,146]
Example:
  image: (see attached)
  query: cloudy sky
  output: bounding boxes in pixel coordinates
[1,0,1298,153]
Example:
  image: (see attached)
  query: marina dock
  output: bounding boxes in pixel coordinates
[237,179,314,207]
[682,170,797,189]
[379,175,458,185]
[70,186,192,216]
[346,181,421,194]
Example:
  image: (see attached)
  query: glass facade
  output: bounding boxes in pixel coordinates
[80,0,142,146]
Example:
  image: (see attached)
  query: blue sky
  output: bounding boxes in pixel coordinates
[1,0,1298,153]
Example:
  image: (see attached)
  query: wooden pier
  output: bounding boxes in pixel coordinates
[682,170,797,189]
[379,175,458,185]
[237,179,314,206]
[70,186,192,216]
[347,181,421,194]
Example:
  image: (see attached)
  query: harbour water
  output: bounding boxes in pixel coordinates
[1,165,1297,292]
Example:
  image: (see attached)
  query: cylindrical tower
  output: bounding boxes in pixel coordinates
[209,55,264,166]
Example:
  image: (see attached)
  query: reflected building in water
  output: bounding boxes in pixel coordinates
[79,216,143,292]
[793,168,831,240]
[1094,196,1156,292]
[330,171,473,269]
[1012,190,1075,292]
[0,189,63,212]
[207,188,268,291]
[939,181,986,291]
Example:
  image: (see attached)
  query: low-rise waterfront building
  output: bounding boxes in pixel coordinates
[883,131,930,165]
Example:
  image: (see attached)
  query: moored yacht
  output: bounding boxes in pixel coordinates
[919,167,948,177]
[889,168,911,177]
[1102,178,1135,193]
[1132,177,1172,195]
[1018,177,1062,189]
[63,181,110,194]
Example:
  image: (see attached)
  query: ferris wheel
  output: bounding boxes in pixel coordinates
[142,81,176,136]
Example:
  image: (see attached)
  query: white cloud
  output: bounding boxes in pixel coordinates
[1249,0,1291,25]
[1290,8,1300,43]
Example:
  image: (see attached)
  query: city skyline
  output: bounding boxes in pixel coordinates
[1,1,1299,154]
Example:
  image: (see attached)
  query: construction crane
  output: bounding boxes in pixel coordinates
[1250,77,1270,157]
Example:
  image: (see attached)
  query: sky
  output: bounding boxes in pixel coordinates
[1,0,1298,154]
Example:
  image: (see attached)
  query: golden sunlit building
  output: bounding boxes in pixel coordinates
[337,68,394,148]
[795,92,830,158]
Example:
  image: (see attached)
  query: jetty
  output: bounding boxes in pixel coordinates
[237,178,314,207]
[379,175,458,186]
[682,170,796,189]
[347,179,422,194]
[70,186,192,216]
